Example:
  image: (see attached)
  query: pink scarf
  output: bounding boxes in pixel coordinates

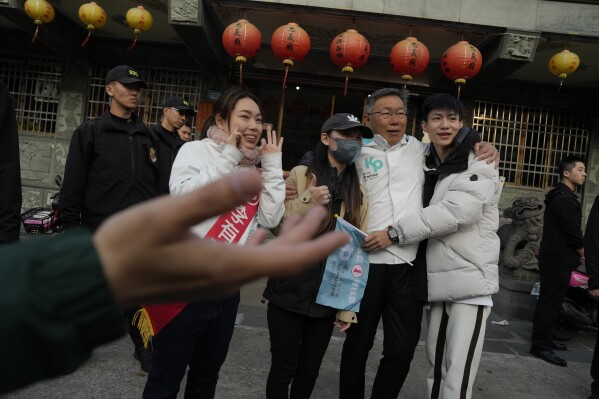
[207,125,260,167]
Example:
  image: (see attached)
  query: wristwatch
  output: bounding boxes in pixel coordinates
[387,225,399,243]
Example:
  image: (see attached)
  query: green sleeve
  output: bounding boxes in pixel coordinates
[0,230,125,394]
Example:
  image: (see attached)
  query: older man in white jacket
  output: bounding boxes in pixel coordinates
[395,93,500,399]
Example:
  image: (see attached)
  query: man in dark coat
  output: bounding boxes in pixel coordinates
[586,195,599,399]
[60,65,160,372]
[153,96,194,194]
[0,80,22,245]
[530,155,586,367]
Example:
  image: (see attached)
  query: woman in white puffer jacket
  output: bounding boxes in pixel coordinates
[394,94,500,399]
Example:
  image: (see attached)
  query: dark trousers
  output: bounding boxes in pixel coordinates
[266,303,335,399]
[339,263,424,399]
[143,293,240,399]
[592,328,599,395]
[531,264,571,349]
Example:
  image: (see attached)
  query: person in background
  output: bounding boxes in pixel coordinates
[154,96,195,194]
[530,155,586,367]
[0,170,349,395]
[178,120,193,142]
[59,65,159,372]
[263,113,371,398]
[393,93,499,399]
[0,79,22,245]
[586,195,599,399]
[142,86,285,399]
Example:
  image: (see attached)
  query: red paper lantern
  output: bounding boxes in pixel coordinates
[390,36,430,83]
[222,19,262,85]
[271,22,310,89]
[329,29,370,95]
[441,40,482,98]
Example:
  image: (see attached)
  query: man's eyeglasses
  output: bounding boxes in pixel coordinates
[367,111,407,120]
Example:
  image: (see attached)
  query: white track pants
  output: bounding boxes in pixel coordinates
[426,302,490,399]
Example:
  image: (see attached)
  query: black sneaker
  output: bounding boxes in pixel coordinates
[133,346,153,373]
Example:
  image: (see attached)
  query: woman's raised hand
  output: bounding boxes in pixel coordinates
[308,174,330,206]
[258,124,283,156]
[226,124,242,148]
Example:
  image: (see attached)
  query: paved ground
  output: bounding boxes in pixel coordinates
[3,281,597,399]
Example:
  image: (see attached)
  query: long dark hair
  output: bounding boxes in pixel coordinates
[306,141,363,233]
[200,86,263,138]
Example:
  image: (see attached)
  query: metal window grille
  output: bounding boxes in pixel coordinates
[472,101,589,189]
[0,55,62,137]
[88,63,202,129]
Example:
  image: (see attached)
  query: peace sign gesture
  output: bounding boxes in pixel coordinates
[258,124,283,156]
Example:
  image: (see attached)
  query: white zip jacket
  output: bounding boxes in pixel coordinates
[395,152,500,302]
[169,139,285,243]
[357,134,428,265]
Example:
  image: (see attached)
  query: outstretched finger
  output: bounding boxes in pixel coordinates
[255,231,349,278]
[155,170,263,240]
[275,207,330,244]
[246,228,268,246]
[277,214,303,237]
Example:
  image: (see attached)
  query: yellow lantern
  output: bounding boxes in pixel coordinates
[126,6,153,51]
[24,0,55,43]
[78,2,107,47]
[548,49,580,88]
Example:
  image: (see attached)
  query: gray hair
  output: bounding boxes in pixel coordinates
[365,88,410,114]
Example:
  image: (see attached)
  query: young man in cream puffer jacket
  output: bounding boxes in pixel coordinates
[394,93,500,399]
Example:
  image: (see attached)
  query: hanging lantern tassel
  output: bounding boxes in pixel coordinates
[342,65,353,96]
[128,28,141,51]
[282,59,294,90]
[32,23,41,44]
[24,0,55,44]
[232,55,247,85]
[81,26,94,47]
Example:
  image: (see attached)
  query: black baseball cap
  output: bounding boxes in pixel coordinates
[105,65,147,88]
[164,96,196,115]
[321,113,373,138]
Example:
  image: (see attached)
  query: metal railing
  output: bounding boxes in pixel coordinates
[0,55,62,137]
[472,101,589,189]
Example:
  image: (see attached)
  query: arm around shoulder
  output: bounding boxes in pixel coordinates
[396,161,497,245]
[282,166,317,219]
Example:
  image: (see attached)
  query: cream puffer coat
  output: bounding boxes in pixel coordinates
[395,152,500,302]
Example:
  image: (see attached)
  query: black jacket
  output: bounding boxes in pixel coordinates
[0,80,22,244]
[153,124,185,195]
[60,111,160,232]
[585,196,599,290]
[538,182,584,269]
